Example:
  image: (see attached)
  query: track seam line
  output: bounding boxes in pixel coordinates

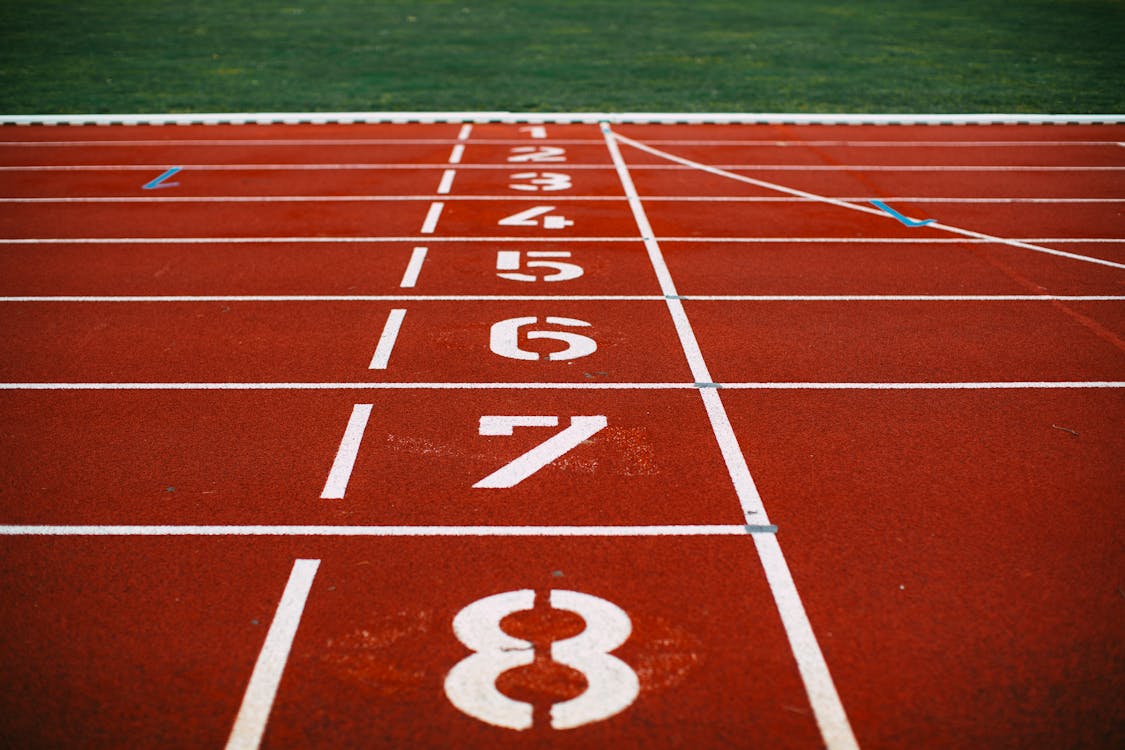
[0,525,772,536]
[601,121,861,750]
[608,132,1125,271]
[4,295,1122,302]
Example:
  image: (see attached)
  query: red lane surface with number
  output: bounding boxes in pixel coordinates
[1,119,1123,750]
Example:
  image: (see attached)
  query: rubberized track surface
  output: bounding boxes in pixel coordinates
[0,119,1123,749]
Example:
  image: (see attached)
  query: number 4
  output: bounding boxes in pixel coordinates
[474,415,607,488]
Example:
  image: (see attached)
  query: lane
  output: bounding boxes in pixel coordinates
[721,388,1125,750]
[641,200,1123,241]
[0,300,689,383]
[0,198,639,239]
[0,535,824,749]
[661,240,1125,297]
[0,388,744,527]
[0,168,627,199]
[616,122,1125,143]
[688,299,1125,383]
[0,241,657,297]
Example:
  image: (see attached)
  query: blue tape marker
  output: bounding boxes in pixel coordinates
[143,167,181,190]
[870,199,934,227]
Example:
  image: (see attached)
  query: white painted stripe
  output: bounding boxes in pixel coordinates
[420,201,444,234]
[369,309,406,369]
[436,169,456,194]
[399,247,428,288]
[611,132,1125,271]
[2,111,1121,126]
[2,163,1121,172]
[447,144,465,164]
[5,294,1122,303]
[0,381,1121,391]
[753,534,859,750]
[0,524,761,536]
[602,124,713,384]
[2,195,1122,204]
[4,138,1118,148]
[699,388,767,522]
[225,558,319,750]
[456,124,473,140]
[320,404,373,499]
[602,121,860,750]
[2,236,1119,246]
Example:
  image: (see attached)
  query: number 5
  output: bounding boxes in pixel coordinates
[497,251,583,282]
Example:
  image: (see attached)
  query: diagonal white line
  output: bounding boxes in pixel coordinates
[609,131,1125,271]
[225,558,319,750]
[601,121,861,750]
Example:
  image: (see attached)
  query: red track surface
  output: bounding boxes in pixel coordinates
[0,119,1123,749]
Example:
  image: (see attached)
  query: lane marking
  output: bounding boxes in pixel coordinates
[0,525,767,536]
[141,166,181,190]
[7,163,1123,172]
[436,169,457,194]
[225,558,319,750]
[6,295,1122,303]
[3,196,1123,205]
[2,236,1121,247]
[448,144,465,164]
[369,309,406,369]
[420,201,444,234]
[869,199,935,227]
[609,132,1125,270]
[320,404,372,499]
[399,246,428,288]
[3,138,1120,148]
[602,121,860,750]
[2,381,1121,391]
[456,124,473,141]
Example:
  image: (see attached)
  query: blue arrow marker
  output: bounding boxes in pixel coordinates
[869,199,934,227]
[142,167,181,190]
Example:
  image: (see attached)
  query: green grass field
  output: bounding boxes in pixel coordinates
[1,0,1122,114]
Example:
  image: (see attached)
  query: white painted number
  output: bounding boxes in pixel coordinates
[498,205,574,230]
[507,146,567,163]
[508,171,572,192]
[496,251,584,283]
[489,316,596,361]
[474,415,607,488]
[444,589,638,730]
[519,126,548,139]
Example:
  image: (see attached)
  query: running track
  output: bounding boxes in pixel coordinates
[0,115,1122,749]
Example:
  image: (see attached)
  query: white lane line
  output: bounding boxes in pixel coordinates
[320,404,373,499]
[2,195,1122,204]
[399,247,428,288]
[225,558,319,750]
[609,132,1125,271]
[369,309,406,369]
[456,124,473,141]
[2,381,1121,391]
[0,525,766,536]
[6,295,1123,303]
[602,121,860,750]
[753,534,857,750]
[4,163,1121,172]
[2,138,1118,148]
[447,145,465,164]
[420,202,444,234]
[436,169,457,194]
[2,236,1121,246]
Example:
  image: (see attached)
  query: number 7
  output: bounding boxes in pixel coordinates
[473,415,607,488]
